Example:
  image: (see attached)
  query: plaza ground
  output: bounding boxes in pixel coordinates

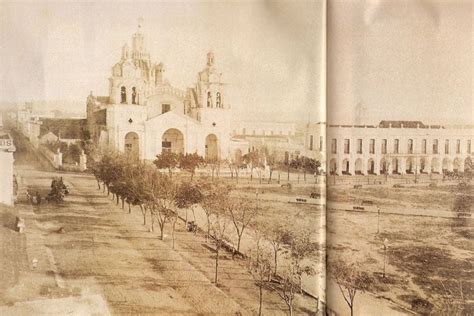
[327,185,473,315]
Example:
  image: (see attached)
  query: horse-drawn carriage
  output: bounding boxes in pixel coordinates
[26,177,69,204]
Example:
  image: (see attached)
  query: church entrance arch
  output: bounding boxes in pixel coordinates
[124,132,139,160]
[205,134,219,161]
[162,128,184,154]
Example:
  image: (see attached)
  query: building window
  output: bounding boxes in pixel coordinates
[207,91,212,108]
[433,139,439,154]
[422,139,427,154]
[468,140,472,154]
[381,139,387,154]
[456,139,461,154]
[121,86,127,104]
[344,139,350,154]
[408,139,413,154]
[357,139,362,154]
[309,135,314,151]
[132,87,137,104]
[216,92,221,108]
[162,104,171,114]
[320,136,323,152]
[369,139,375,154]
[445,140,449,154]
[394,139,399,154]
[331,139,337,154]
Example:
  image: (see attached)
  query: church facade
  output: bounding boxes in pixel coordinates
[87,20,247,161]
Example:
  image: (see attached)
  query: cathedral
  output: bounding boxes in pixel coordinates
[86,19,247,161]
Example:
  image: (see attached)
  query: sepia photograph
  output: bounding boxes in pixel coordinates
[0,1,325,315]
[0,0,472,315]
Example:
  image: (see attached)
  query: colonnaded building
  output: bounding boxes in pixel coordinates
[87,20,247,161]
[306,121,473,176]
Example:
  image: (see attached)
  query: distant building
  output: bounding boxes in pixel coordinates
[87,19,247,161]
[324,120,473,175]
[39,118,86,145]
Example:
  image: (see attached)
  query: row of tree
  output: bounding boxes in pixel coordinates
[153,149,322,184]
[89,149,321,315]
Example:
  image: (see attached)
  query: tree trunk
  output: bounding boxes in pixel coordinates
[185,208,188,226]
[128,202,131,214]
[274,249,278,275]
[97,179,100,190]
[278,171,281,184]
[116,195,119,205]
[150,212,154,232]
[140,205,146,225]
[268,169,273,184]
[206,217,211,243]
[289,303,293,316]
[237,235,242,253]
[160,223,164,240]
[287,167,290,181]
[172,220,176,249]
[258,284,263,316]
[215,246,219,284]
[192,206,196,222]
[121,198,124,209]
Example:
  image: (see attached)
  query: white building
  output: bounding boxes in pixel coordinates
[311,120,474,175]
[87,19,247,161]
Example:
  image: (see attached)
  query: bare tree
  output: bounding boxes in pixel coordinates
[329,260,373,316]
[152,174,178,241]
[227,198,258,256]
[249,233,272,316]
[270,262,300,316]
[264,219,292,276]
[209,210,228,285]
[289,229,318,293]
[201,181,231,242]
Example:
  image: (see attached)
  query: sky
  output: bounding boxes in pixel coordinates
[0,0,325,123]
[328,0,473,125]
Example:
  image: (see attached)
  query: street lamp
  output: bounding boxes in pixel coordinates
[383,238,389,278]
[377,206,381,234]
